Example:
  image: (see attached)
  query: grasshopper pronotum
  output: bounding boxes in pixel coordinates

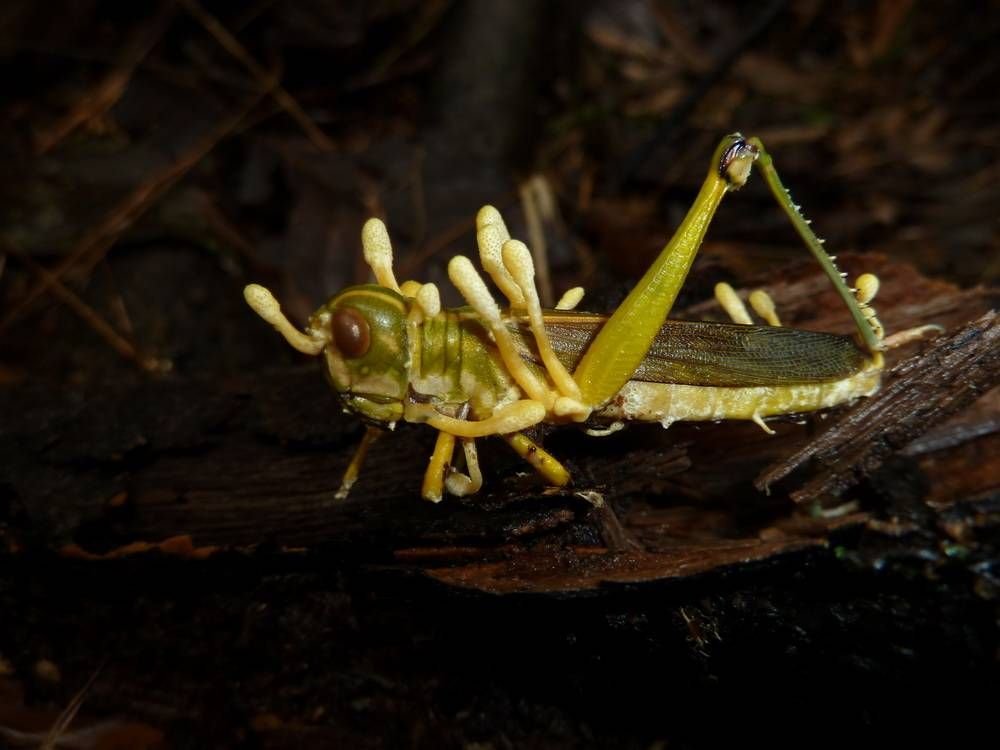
[245,134,934,502]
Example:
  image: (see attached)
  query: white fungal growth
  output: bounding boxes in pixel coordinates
[361,218,401,292]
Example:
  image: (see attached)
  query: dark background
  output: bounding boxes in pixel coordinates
[1,1,997,747]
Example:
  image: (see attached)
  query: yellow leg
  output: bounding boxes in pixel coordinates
[421,430,456,502]
[335,426,382,500]
[503,432,571,487]
[573,135,758,408]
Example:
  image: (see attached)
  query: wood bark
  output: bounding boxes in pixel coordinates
[1,256,997,747]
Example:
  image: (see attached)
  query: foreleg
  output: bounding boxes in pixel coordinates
[335,426,382,500]
[421,430,456,503]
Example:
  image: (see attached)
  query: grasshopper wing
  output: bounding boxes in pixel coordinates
[508,311,868,388]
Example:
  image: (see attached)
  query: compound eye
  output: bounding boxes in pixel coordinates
[331,307,371,358]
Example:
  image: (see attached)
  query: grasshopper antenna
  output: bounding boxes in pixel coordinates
[244,284,326,355]
[747,137,883,355]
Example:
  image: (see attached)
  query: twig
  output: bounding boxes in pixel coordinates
[177,0,335,152]
[519,176,556,307]
[100,259,136,339]
[615,0,787,187]
[0,88,268,336]
[651,4,712,73]
[200,197,274,275]
[33,2,175,154]
[867,0,915,63]
[5,244,163,372]
[362,0,450,85]
[40,661,105,750]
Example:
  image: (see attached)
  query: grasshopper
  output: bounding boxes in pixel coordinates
[245,134,933,502]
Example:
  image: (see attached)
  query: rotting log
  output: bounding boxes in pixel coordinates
[1,256,997,746]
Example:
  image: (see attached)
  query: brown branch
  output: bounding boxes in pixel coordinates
[0,88,267,336]
[757,311,1000,502]
[3,244,163,372]
[177,0,335,152]
[33,2,175,155]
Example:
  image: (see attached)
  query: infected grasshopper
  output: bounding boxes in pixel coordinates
[245,134,933,502]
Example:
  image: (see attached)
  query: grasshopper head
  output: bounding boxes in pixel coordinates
[309,284,410,426]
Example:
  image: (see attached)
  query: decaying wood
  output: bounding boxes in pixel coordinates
[2,257,995,591]
[1,256,997,745]
[758,311,999,501]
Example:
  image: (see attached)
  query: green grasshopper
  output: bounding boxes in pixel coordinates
[245,134,932,502]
